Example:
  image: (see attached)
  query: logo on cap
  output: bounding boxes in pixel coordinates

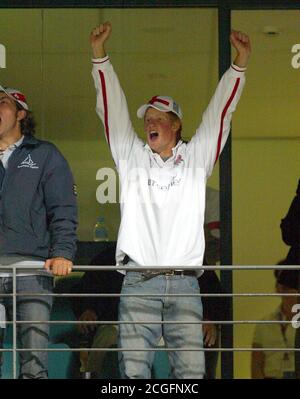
[0,85,29,110]
[137,95,183,120]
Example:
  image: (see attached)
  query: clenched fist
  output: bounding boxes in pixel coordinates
[230,30,251,68]
[90,21,112,59]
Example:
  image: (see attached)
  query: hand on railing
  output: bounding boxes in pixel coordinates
[44,257,73,276]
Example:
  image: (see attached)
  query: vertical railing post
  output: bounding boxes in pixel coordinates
[218,5,234,379]
[12,265,17,379]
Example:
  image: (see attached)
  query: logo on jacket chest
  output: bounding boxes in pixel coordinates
[174,154,184,166]
[17,154,39,169]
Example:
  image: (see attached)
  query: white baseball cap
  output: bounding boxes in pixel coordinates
[137,95,183,120]
[0,85,29,110]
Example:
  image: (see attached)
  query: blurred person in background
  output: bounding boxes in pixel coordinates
[251,270,298,379]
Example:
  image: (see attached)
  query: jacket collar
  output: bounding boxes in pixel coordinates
[144,139,183,155]
[20,134,40,147]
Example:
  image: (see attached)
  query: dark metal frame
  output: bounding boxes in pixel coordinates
[1,0,298,379]
[218,6,233,379]
[1,1,300,9]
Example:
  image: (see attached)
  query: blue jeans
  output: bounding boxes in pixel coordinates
[0,275,53,379]
[118,271,204,379]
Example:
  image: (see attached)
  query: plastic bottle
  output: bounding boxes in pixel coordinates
[93,216,109,242]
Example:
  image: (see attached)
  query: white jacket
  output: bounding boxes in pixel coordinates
[92,56,245,272]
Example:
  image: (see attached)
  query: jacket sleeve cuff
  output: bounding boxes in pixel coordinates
[50,250,75,262]
[230,63,247,73]
[92,55,110,65]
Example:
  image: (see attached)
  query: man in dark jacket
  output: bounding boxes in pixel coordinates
[0,86,77,378]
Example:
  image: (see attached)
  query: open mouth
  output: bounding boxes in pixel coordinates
[149,131,159,141]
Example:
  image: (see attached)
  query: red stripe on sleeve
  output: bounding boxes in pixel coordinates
[214,78,240,164]
[99,70,110,147]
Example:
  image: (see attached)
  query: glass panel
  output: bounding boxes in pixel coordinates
[232,9,300,379]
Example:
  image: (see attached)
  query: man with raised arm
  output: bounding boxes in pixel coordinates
[90,22,250,379]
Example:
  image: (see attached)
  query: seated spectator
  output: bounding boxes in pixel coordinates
[71,244,123,378]
[251,270,298,379]
[202,186,229,378]
[280,179,300,376]
[199,268,229,379]
[280,179,300,267]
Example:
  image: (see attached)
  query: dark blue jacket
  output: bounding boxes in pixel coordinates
[0,135,77,261]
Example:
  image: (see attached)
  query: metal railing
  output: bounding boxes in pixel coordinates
[0,264,299,379]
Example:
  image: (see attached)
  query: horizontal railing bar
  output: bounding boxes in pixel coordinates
[2,320,298,325]
[1,265,300,271]
[73,265,300,270]
[3,264,299,377]
[0,347,300,352]
[2,292,300,298]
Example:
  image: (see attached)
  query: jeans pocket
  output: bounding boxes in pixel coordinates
[184,276,200,293]
[37,275,54,291]
[123,272,143,288]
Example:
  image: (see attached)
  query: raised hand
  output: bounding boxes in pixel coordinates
[230,30,251,68]
[90,21,112,59]
[202,322,218,347]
